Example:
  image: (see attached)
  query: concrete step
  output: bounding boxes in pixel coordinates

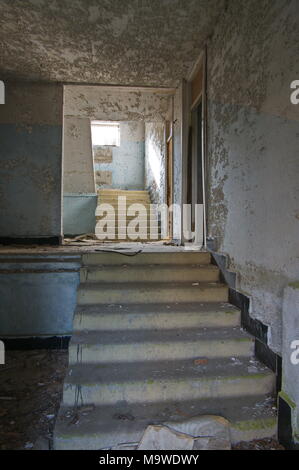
[94,237,163,242]
[98,194,151,199]
[96,213,158,220]
[62,358,275,406]
[81,251,211,266]
[54,395,277,449]
[97,199,157,209]
[94,229,161,235]
[73,303,241,331]
[96,211,158,217]
[80,264,219,283]
[77,281,228,305]
[69,327,254,364]
[98,190,149,195]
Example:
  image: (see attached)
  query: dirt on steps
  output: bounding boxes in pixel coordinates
[0,350,284,451]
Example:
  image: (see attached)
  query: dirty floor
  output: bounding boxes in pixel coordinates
[0,350,283,450]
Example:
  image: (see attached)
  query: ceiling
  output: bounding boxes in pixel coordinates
[0,0,224,87]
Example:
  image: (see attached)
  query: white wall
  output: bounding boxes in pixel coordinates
[63,116,95,194]
[207,0,299,353]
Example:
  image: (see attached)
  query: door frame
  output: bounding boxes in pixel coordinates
[181,47,208,248]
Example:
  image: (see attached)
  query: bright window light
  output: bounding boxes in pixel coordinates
[91,121,120,146]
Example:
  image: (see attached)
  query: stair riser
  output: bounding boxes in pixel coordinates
[73,311,241,331]
[69,339,254,364]
[94,236,162,241]
[82,253,211,265]
[63,375,275,406]
[98,199,151,204]
[80,267,219,283]
[55,417,277,450]
[96,218,159,223]
[78,285,228,305]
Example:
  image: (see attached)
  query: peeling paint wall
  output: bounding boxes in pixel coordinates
[0,255,80,337]
[63,116,95,194]
[0,82,63,239]
[95,121,145,190]
[64,86,173,121]
[145,122,166,205]
[172,85,183,240]
[207,0,299,353]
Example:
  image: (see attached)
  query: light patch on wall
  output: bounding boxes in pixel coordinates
[91,121,120,146]
[148,139,161,189]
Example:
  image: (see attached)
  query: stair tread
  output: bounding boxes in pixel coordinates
[82,264,218,271]
[70,326,252,346]
[65,357,273,385]
[79,281,227,290]
[55,394,276,448]
[75,301,238,316]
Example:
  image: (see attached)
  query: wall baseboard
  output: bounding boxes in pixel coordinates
[209,250,282,385]
[1,336,70,350]
[0,237,61,245]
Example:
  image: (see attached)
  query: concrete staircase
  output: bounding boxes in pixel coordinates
[95,189,161,241]
[54,251,276,450]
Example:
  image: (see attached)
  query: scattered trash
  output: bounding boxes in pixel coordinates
[138,425,194,450]
[0,350,68,450]
[113,413,135,421]
[138,416,232,450]
[24,442,34,449]
[194,358,208,366]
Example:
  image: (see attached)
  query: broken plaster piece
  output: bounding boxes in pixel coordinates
[137,425,194,450]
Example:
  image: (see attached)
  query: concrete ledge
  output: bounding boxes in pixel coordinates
[0,236,61,245]
[0,335,70,350]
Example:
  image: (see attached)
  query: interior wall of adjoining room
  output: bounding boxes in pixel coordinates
[63,85,173,236]
[206,0,299,355]
[95,121,145,190]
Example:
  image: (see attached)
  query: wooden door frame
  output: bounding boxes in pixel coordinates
[181,47,208,247]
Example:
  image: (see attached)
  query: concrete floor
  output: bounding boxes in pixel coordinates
[0,240,205,255]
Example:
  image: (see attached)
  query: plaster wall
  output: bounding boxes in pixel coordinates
[63,116,95,194]
[95,121,145,190]
[0,255,80,337]
[172,85,183,240]
[281,283,299,441]
[0,82,63,239]
[206,0,299,352]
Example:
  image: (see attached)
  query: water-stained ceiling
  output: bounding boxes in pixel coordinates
[0,0,224,86]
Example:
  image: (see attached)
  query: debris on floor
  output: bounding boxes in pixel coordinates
[233,438,285,450]
[0,350,68,450]
[0,351,283,450]
[138,415,231,450]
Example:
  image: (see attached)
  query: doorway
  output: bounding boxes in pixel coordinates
[183,50,207,247]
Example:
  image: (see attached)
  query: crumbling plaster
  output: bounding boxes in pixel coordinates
[64,86,173,122]
[0,82,63,238]
[63,116,95,194]
[0,0,225,87]
[207,0,299,352]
